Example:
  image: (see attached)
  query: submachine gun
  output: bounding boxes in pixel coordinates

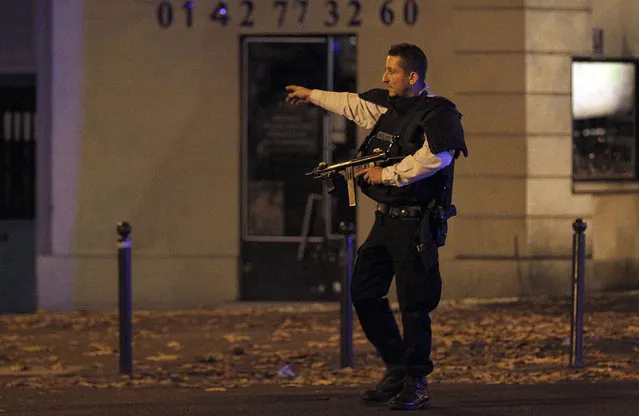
[305,149,389,207]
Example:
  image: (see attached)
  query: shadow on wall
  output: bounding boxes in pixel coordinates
[621,31,634,57]
[593,259,639,292]
[620,0,638,56]
[523,258,639,297]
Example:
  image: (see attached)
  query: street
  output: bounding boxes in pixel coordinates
[2,382,639,415]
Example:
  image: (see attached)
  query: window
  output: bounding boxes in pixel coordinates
[572,58,639,192]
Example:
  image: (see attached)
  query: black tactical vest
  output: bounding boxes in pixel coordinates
[358,91,466,206]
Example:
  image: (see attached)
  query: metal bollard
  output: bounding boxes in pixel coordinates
[338,221,355,368]
[117,221,133,375]
[570,218,587,368]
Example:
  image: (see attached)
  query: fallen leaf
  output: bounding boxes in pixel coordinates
[145,354,180,362]
[222,333,251,343]
[312,379,335,386]
[167,341,183,350]
[20,346,44,353]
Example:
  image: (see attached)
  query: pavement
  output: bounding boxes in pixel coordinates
[1,381,639,415]
[1,292,638,415]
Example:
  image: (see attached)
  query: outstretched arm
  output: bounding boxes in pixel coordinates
[285,85,387,129]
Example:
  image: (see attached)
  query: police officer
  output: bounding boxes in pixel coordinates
[286,43,467,411]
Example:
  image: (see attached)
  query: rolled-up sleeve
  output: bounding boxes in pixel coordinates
[381,135,453,187]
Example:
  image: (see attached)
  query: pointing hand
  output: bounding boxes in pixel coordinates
[285,85,312,105]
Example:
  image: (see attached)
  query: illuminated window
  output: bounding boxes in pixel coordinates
[571,58,639,187]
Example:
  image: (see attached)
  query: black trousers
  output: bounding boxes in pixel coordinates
[351,211,442,377]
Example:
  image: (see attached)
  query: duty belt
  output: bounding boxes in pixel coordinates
[376,203,424,218]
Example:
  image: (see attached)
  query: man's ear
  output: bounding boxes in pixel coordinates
[409,72,419,85]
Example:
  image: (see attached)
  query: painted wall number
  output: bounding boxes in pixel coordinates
[156,0,419,29]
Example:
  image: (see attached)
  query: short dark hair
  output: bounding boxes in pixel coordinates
[387,43,428,82]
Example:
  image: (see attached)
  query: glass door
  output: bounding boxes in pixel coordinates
[240,35,357,300]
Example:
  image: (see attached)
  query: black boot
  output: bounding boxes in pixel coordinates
[361,368,405,405]
[387,376,430,410]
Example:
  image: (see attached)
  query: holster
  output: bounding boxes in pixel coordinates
[428,204,457,247]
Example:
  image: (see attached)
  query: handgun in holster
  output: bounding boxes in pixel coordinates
[429,203,457,247]
[427,161,457,247]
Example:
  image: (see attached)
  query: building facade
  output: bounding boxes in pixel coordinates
[1,0,638,311]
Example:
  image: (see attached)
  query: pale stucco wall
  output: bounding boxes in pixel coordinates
[588,0,639,289]
[440,0,595,298]
[37,0,472,310]
[35,0,639,311]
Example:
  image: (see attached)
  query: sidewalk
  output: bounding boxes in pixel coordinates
[0,292,638,394]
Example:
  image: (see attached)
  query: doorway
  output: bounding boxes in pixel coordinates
[0,74,36,314]
[240,35,358,301]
